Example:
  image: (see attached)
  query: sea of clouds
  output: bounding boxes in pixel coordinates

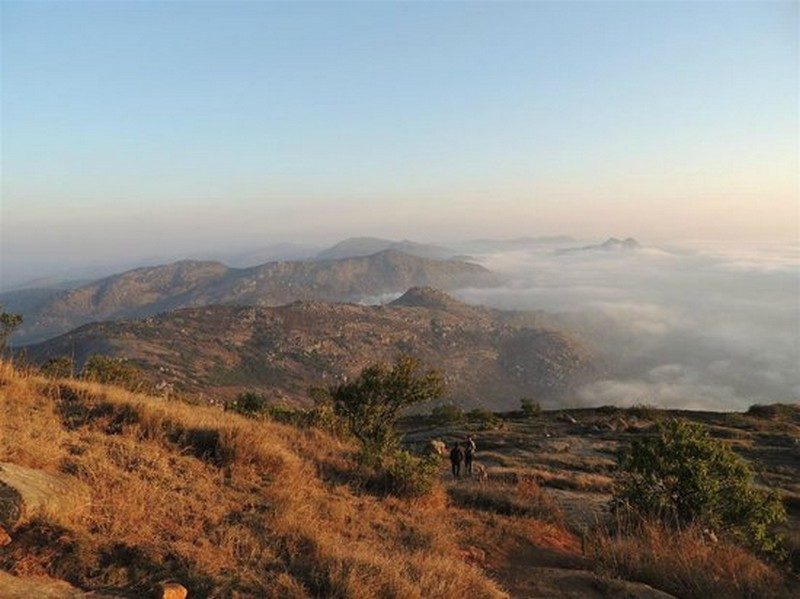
[450,241,799,411]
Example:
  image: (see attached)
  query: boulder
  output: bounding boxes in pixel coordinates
[157,582,188,599]
[0,462,89,530]
[0,571,100,598]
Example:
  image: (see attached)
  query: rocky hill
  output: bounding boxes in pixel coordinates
[7,251,500,344]
[24,288,593,408]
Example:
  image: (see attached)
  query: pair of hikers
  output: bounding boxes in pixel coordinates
[449,435,476,478]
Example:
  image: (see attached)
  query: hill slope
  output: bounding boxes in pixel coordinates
[24,288,594,408]
[8,251,500,344]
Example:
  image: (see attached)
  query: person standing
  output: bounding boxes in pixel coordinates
[449,442,464,478]
[464,438,475,476]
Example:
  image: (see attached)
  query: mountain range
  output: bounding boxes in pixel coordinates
[24,287,595,408]
[4,250,501,344]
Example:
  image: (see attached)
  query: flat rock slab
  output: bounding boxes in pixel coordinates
[0,571,108,598]
[0,462,89,530]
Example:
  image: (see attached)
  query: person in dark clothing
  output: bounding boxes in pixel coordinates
[464,441,474,476]
[449,443,464,478]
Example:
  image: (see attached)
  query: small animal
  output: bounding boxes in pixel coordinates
[474,463,488,483]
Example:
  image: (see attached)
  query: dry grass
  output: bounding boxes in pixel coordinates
[447,478,565,525]
[0,362,505,597]
[587,521,791,599]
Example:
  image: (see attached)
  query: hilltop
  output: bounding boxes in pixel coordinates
[23,288,594,408]
[6,251,500,345]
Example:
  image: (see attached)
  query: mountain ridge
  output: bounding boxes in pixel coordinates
[7,251,501,344]
[23,287,594,409]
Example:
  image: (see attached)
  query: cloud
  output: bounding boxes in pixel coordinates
[449,241,800,410]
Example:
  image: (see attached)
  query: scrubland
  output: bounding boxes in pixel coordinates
[0,360,796,598]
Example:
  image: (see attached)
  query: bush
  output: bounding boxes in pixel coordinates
[0,308,22,353]
[323,355,445,460]
[81,355,146,392]
[228,391,268,416]
[382,450,440,498]
[467,408,500,429]
[614,418,787,558]
[41,356,75,379]
[520,398,541,418]
[430,404,464,425]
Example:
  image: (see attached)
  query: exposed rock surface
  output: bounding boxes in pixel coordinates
[0,571,114,598]
[0,463,89,529]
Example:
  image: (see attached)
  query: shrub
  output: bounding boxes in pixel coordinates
[41,356,75,379]
[520,398,541,418]
[467,408,499,429]
[227,391,268,416]
[614,418,787,558]
[588,521,788,599]
[81,356,146,392]
[430,404,464,425]
[382,450,440,498]
[322,355,445,461]
[0,308,22,353]
[747,403,800,423]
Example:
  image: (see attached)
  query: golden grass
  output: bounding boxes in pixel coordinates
[587,521,790,599]
[0,362,506,597]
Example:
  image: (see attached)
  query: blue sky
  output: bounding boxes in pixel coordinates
[1,1,798,280]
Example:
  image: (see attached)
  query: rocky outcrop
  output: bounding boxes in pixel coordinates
[0,463,89,530]
[0,571,110,598]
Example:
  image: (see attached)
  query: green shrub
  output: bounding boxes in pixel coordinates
[430,404,464,425]
[322,355,445,461]
[41,356,75,379]
[467,408,499,429]
[228,391,268,416]
[520,398,541,418]
[81,355,146,392]
[614,418,787,558]
[382,450,440,498]
[0,308,22,354]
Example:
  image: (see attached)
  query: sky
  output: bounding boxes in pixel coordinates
[1,1,798,283]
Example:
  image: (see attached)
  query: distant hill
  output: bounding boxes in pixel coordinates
[7,251,501,344]
[316,237,457,260]
[24,287,594,408]
[558,237,641,254]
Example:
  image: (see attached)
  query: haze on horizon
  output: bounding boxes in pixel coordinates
[1,1,798,285]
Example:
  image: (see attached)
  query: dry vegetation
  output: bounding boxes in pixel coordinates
[1,360,796,598]
[588,522,786,599]
[0,361,505,597]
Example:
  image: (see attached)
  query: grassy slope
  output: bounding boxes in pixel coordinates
[0,362,508,597]
[1,360,795,598]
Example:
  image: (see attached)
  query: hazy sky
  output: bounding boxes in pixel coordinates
[2,1,798,280]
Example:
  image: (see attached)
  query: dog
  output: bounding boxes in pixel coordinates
[474,463,488,483]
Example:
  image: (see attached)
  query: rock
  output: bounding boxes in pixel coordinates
[0,570,112,598]
[428,439,447,456]
[157,582,188,599]
[0,526,11,546]
[0,462,89,530]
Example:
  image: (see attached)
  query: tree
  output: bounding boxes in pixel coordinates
[0,308,23,354]
[326,355,445,460]
[615,418,787,557]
